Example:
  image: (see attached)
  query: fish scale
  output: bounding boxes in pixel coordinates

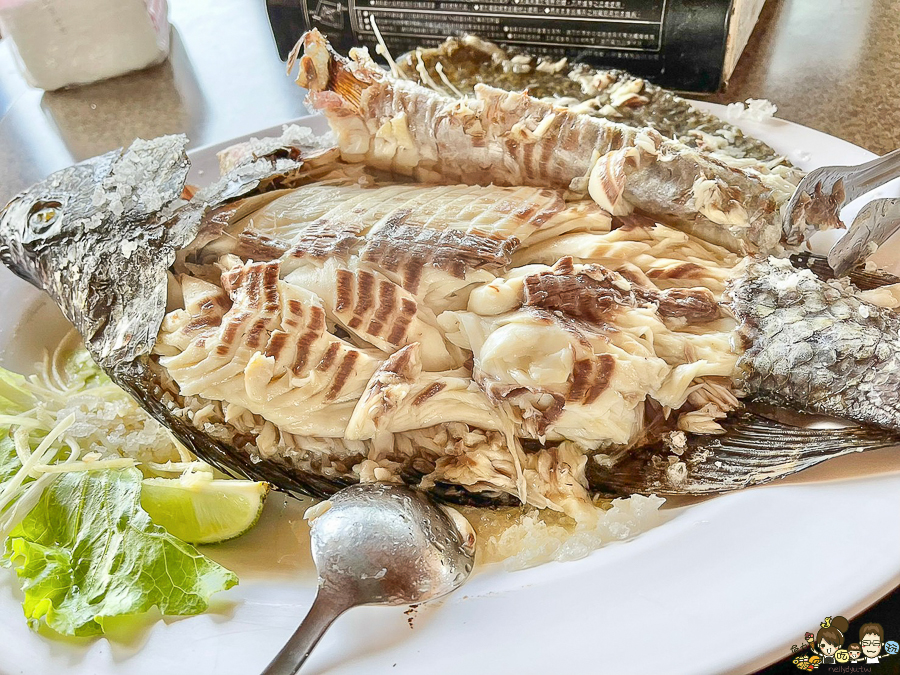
[732,258,900,430]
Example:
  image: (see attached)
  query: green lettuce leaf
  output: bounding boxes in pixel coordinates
[4,467,238,636]
[0,432,20,486]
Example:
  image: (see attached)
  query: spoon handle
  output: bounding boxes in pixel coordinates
[261,586,355,675]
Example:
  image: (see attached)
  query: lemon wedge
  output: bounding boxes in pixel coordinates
[140,474,269,545]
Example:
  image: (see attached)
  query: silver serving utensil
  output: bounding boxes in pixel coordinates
[828,196,900,276]
[781,147,900,275]
[261,483,476,675]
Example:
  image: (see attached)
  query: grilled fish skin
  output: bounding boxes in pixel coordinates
[291,30,835,255]
[395,36,794,170]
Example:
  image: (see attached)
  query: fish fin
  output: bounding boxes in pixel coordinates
[587,411,899,496]
[789,251,900,290]
[330,69,364,111]
[293,29,368,113]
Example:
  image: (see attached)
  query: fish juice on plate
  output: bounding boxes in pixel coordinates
[3,30,900,569]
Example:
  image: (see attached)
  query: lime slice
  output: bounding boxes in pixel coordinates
[140,475,269,545]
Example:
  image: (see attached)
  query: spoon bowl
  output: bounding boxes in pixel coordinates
[262,483,476,675]
[309,482,476,605]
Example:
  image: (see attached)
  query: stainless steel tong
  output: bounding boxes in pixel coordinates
[782,147,900,276]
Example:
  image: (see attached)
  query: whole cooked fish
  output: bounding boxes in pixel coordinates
[2,118,900,516]
[290,30,843,255]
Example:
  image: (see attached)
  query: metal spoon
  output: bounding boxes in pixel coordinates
[261,483,476,675]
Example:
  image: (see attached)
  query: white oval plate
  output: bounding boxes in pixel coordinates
[1,105,899,675]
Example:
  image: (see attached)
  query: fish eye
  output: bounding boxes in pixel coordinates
[27,200,62,233]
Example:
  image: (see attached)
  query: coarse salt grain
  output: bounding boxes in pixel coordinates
[725,98,778,123]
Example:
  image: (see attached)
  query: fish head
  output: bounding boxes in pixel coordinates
[1,136,191,287]
[0,131,331,369]
[0,161,105,287]
[290,28,382,115]
[0,135,192,367]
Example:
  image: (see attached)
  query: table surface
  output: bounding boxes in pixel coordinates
[2,0,900,203]
[1,0,899,672]
[706,0,900,157]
